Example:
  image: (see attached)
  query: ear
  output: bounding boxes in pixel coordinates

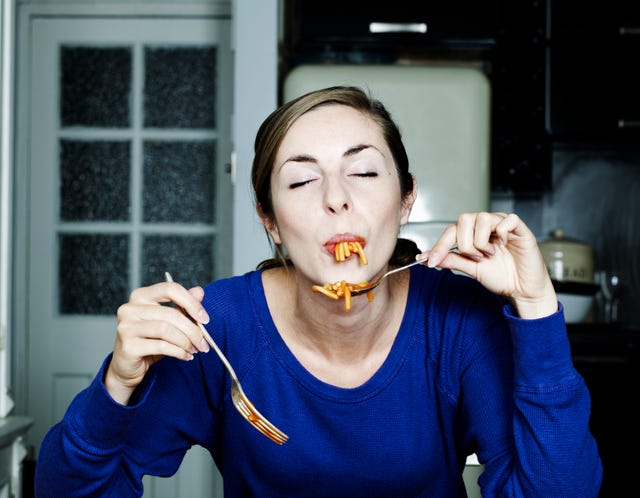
[400,176,417,225]
[257,203,282,244]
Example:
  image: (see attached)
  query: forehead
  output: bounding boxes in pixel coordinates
[280,104,384,149]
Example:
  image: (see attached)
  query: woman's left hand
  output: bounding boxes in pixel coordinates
[423,212,558,320]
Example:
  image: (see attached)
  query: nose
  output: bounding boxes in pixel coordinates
[324,176,350,214]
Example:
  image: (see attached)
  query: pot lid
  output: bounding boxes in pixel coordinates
[540,228,591,249]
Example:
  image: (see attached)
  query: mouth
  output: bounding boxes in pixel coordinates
[323,234,368,264]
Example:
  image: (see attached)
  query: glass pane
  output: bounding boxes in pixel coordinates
[144,46,217,128]
[60,46,132,127]
[59,234,129,315]
[141,234,214,288]
[142,140,216,223]
[59,140,131,221]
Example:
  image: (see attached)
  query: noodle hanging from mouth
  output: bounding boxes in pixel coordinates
[313,241,372,311]
[334,241,367,265]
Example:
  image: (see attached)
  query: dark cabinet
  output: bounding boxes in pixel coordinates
[569,325,639,497]
[548,0,640,141]
[285,0,498,57]
[491,2,549,194]
[282,1,640,194]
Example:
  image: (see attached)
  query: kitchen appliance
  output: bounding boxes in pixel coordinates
[283,64,491,252]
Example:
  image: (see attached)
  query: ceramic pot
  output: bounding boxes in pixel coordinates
[539,228,594,284]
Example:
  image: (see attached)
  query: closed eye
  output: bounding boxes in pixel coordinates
[289,179,315,189]
[352,171,378,178]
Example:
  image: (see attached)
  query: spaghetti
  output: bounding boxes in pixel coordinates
[313,240,372,311]
[311,280,374,311]
[334,241,368,265]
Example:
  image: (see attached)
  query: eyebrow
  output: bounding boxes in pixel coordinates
[281,144,382,167]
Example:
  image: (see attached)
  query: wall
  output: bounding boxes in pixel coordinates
[512,148,640,329]
[232,0,279,274]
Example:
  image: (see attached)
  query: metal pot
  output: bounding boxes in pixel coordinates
[539,228,594,284]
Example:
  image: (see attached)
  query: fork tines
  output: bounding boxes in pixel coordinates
[232,390,289,445]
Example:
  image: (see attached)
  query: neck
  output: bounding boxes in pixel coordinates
[262,267,410,387]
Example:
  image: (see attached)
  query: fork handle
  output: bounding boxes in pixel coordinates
[197,322,241,380]
[164,272,240,381]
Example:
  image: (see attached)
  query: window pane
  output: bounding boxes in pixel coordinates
[60,46,132,127]
[142,140,216,223]
[60,140,131,221]
[59,234,129,315]
[141,234,214,288]
[144,46,217,128]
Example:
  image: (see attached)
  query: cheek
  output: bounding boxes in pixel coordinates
[369,188,405,223]
[269,201,308,246]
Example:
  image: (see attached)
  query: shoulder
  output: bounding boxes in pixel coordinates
[203,269,262,295]
[200,270,264,318]
[410,265,510,353]
[411,265,501,311]
[199,270,271,363]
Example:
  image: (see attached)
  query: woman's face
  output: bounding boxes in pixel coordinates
[265,104,414,286]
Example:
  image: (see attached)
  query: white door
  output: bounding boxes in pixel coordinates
[26,15,231,496]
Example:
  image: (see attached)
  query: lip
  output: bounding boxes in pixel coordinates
[323,233,366,256]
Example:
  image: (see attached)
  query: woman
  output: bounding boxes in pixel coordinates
[35,86,602,497]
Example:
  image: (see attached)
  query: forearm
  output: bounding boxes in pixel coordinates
[35,356,147,497]
[504,305,601,495]
[35,421,142,497]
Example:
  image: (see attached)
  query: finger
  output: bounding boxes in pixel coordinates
[149,304,211,353]
[125,334,198,363]
[435,251,479,279]
[165,282,210,325]
[118,311,200,353]
[131,281,210,325]
[188,285,205,302]
[119,301,209,354]
[494,212,528,245]
[455,213,484,259]
[426,224,457,267]
[473,212,506,255]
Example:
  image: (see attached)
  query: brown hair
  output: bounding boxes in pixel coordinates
[252,86,419,269]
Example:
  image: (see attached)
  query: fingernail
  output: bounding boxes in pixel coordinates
[197,308,210,324]
[199,337,210,353]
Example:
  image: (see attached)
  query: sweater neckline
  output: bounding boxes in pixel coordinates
[247,267,421,403]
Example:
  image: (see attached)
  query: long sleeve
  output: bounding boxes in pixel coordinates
[35,356,152,497]
[469,304,603,496]
[35,353,221,497]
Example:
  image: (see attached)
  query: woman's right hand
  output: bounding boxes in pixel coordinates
[104,280,211,405]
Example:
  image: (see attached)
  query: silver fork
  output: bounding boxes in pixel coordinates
[350,247,458,296]
[164,272,289,445]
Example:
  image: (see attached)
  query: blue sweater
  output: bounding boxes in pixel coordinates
[35,266,602,497]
